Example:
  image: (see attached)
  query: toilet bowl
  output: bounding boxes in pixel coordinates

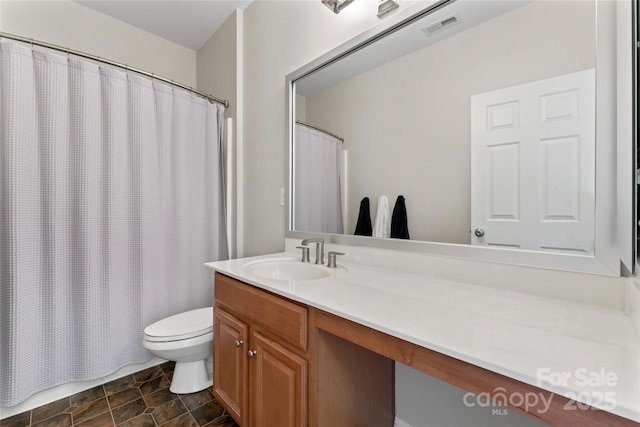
[142,307,213,394]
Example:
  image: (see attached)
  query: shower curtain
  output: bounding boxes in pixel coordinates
[0,41,228,406]
[294,124,343,234]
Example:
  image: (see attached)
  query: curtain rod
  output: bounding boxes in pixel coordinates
[296,120,344,142]
[0,32,229,108]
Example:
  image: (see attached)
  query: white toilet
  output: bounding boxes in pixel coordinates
[142,307,214,394]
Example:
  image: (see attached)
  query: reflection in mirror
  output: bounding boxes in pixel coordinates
[294,121,344,234]
[293,0,597,255]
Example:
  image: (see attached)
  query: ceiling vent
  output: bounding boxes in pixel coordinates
[421,13,462,37]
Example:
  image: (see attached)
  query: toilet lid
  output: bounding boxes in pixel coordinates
[144,307,213,342]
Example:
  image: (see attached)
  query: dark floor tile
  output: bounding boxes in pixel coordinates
[104,375,137,396]
[31,412,72,427]
[133,366,163,384]
[151,398,187,425]
[108,387,144,409]
[165,371,173,383]
[70,385,106,406]
[2,365,242,427]
[202,415,239,427]
[189,400,225,427]
[31,397,70,423]
[74,410,115,427]
[143,387,177,408]
[159,361,175,374]
[180,388,213,411]
[117,414,156,427]
[139,375,169,396]
[159,412,197,427]
[1,411,31,427]
[71,396,110,424]
[111,398,148,425]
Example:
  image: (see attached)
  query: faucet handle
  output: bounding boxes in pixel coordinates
[296,246,310,263]
[327,251,345,268]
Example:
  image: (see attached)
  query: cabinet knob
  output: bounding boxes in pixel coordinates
[248,350,257,358]
[234,340,243,348]
[474,228,485,237]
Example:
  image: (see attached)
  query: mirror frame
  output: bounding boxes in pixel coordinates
[286,0,635,276]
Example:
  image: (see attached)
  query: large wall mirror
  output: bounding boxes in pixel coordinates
[286,0,637,276]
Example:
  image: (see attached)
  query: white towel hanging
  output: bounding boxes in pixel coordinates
[373,195,390,238]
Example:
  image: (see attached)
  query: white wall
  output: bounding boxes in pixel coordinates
[197,10,241,259]
[0,0,196,87]
[198,11,238,122]
[303,0,595,243]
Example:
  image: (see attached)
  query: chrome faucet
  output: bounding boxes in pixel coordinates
[301,238,324,265]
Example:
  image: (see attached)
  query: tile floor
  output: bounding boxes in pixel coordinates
[2,362,239,427]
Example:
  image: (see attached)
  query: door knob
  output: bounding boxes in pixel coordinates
[248,350,257,358]
[474,228,485,237]
[234,340,243,347]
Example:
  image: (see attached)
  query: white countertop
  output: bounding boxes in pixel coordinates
[205,252,640,423]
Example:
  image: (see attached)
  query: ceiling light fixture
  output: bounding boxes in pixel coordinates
[377,0,399,18]
[322,0,355,14]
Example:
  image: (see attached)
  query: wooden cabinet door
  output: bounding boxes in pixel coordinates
[214,307,249,426]
[249,331,307,427]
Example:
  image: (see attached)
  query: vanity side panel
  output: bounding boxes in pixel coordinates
[314,325,395,427]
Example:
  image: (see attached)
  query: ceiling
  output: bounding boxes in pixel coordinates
[74,0,253,50]
[296,0,530,96]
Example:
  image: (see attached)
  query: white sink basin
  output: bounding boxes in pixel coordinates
[246,259,331,281]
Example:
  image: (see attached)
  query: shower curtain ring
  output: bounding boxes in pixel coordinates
[30,38,34,52]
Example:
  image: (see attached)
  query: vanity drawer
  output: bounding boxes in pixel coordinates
[215,273,308,351]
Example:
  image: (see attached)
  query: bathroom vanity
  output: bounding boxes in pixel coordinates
[206,251,640,427]
[213,272,309,426]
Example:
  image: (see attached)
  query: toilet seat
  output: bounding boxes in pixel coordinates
[144,307,213,342]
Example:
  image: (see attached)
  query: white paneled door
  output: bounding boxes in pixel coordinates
[471,69,595,253]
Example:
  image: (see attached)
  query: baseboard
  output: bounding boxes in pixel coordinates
[395,416,415,427]
[0,358,164,420]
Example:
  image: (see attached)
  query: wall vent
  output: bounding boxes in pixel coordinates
[421,14,461,36]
